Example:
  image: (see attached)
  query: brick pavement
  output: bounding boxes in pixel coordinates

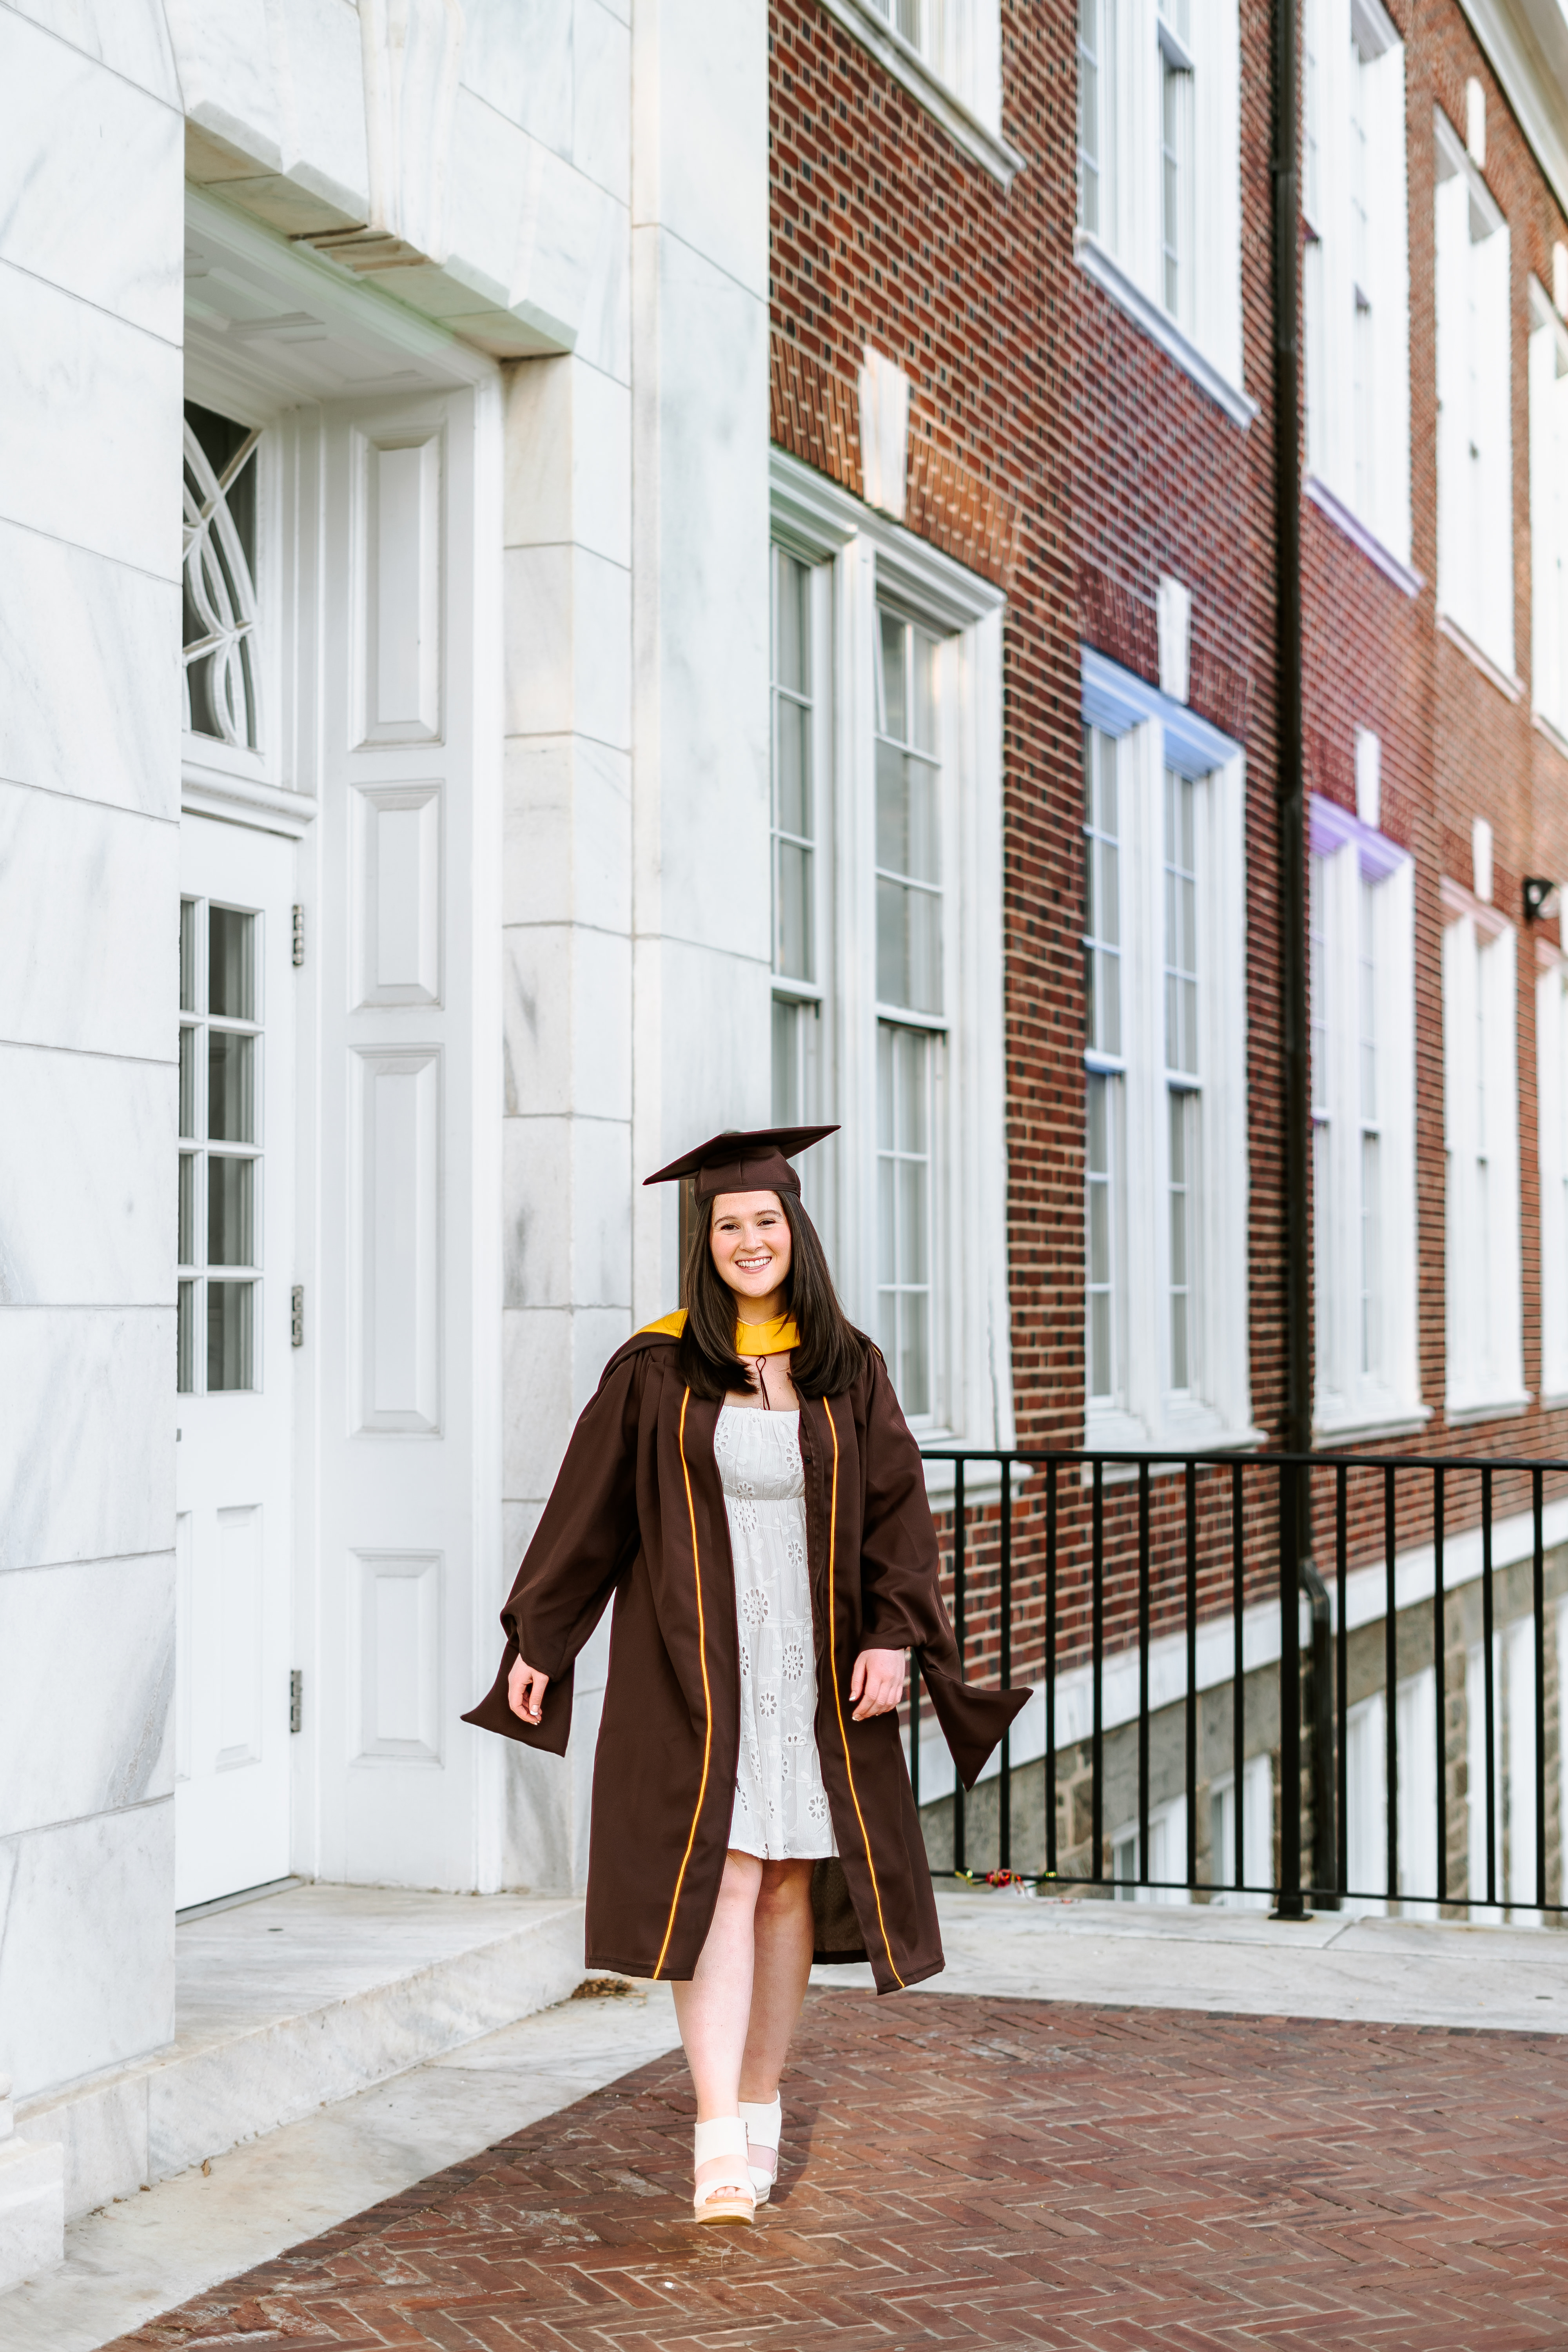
[105,1989,1568,2351]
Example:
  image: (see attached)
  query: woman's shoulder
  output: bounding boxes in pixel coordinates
[594,1310,685,1393]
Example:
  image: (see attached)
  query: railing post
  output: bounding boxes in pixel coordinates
[1274,1456,1306,1918]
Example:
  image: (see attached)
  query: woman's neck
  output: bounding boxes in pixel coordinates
[732,1288,789,1328]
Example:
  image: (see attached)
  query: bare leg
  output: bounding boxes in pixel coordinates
[738,1858,815,2103]
[672,1850,763,2207]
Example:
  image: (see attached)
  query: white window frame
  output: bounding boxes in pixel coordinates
[769,448,1013,1480]
[1302,0,1411,573]
[769,545,835,1219]
[1535,947,1568,1403]
[1442,880,1526,1419]
[1080,649,1258,1454]
[817,0,1024,186]
[1308,796,1423,1439]
[1434,105,1514,681]
[1528,279,1568,744]
[181,379,281,799]
[1074,0,1252,426]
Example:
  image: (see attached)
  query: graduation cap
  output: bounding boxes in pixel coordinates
[642,1124,838,1202]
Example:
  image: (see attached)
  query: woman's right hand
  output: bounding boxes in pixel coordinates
[508,1655,550,1725]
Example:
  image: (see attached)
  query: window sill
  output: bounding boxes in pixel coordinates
[814,0,1026,187]
[1533,706,1568,763]
[1075,235,1258,430]
[1436,611,1523,703]
[1083,1405,1268,1466]
[1443,1391,1532,1427]
[920,1452,1029,1506]
[1304,475,1422,599]
[1313,1401,1432,1444]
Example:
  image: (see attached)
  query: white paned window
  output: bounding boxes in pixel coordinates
[1084,728,1125,1404]
[183,400,263,752]
[1164,771,1200,1389]
[770,547,829,1155]
[1309,797,1420,1436]
[858,0,1004,133]
[1157,0,1195,328]
[1443,895,1524,1416]
[1434,109,1514,674]
[1078,0,1115,240]
[1074,0,1246,417]
[769,451,1012,1466]
[178,895,263,1394]
[1081,653,1255,1452]
[1528,283,1568,739]
[875,609,944,1415]
[1301,0,1410,564]
[1535,961,1568,1399]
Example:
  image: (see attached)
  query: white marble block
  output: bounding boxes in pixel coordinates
[0,2077,63,2291]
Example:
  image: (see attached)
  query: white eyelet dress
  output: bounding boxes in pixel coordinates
[715,1403,838,1861]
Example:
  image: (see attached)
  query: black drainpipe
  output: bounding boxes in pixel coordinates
[1272,0,1333,1912]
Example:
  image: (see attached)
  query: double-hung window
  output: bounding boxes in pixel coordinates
[1442,885,1524,1416]
[768,452,1012,1459]
[771,547,826,1135]
[1434,108,1513,676]
[1301,0,1410,566]
[1535,956,1568,1401]
[1309,797,1420,1434]
[875,610,944,1415]
[1074,0,1247,420]
[1084,729,1124,1402]
[1528,282,1568,740]
[854,0,1007,148]
[1080,651,1254,1450]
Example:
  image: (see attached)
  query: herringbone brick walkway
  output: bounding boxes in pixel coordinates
[105,1990,1568,2350]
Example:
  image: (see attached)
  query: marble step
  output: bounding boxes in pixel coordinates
[0,2079,64,2295]
[16,1884,587,2223]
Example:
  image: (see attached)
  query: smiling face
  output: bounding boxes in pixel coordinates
[708,1191,793,1314]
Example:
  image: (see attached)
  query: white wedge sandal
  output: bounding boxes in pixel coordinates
[739,2094,782,2204]
[692,2116,757,2225]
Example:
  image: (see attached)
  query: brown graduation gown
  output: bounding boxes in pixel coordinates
[463,1329,1028,1993]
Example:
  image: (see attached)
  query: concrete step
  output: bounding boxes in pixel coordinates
[16,1885,586,2222]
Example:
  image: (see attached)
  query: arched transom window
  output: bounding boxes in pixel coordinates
[183,400,261,751]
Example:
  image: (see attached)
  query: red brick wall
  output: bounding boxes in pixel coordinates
[768,0,1568,1675]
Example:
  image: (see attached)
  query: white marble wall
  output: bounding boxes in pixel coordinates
[492,0,770,1889]
[0,2,183,2109]
[630,0,773,1322]
[0,0,769,2101]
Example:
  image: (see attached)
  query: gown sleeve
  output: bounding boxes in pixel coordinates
[461,1347,645,1755]
[855,1351,1029,1791]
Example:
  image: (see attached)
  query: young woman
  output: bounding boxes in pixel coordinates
[464,1125,1025,2224]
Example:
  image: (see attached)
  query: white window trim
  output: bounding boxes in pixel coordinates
[815,0,1025,187]
[1529,277,1568,739]
[1308,795,1426,1441]
[1441,876,1527,1419]
[1434,103,1514,679]
[1073,0,1251,426]
[1304,474,1422,600]
[1081,648,1261,1455]
[1301,0,1412,566]
[1076,236,1258,427]
[769,448,1014,1485]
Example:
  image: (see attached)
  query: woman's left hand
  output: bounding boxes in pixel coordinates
[849,1646,906,1720]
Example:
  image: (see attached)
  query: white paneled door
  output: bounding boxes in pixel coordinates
[175,814,296,1909]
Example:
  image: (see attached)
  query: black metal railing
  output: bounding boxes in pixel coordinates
[914,1447,1568,1917]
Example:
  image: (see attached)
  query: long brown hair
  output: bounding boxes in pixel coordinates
[677,1189,873,1401]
